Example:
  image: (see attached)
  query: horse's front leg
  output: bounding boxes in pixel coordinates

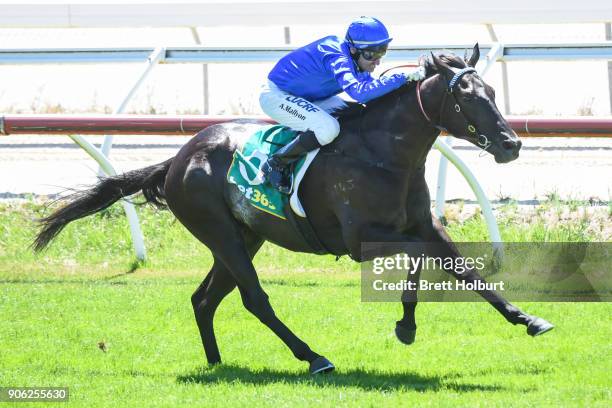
[341,223,425,344]
[426,216,554,337]
[395,265,422,345]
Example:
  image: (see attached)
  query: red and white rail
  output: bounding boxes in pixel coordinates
[1,114,611,137]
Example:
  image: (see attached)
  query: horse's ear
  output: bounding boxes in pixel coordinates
[467,43,480,67]
[431,52,454,80]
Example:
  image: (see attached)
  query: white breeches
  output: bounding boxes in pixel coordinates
[259,80,347,145]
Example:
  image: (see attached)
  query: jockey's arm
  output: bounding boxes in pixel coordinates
[330,56,407,104]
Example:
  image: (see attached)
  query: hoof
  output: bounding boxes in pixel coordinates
[395,323,416,345]
[309,356,335,375]
[527,317,554,337]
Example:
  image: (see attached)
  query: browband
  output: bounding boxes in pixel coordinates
[448,67,477,92]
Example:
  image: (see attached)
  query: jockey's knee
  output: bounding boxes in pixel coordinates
[258,89,272,107]
[313,118,340,146]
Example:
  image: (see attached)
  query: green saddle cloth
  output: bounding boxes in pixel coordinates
[226,125,307,220]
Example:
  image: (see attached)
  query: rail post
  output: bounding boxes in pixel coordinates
[90,47,165,260]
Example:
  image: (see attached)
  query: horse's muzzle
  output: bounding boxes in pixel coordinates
[494,133,522,163]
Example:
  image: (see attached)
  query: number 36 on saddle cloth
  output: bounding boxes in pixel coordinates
[226,125,317,220]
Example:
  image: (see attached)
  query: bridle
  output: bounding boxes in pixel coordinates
[382,63,492,152]
[417,67,492,152]
[334,62,494,171]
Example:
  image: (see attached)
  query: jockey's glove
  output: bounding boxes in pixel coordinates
[405,66,426,82]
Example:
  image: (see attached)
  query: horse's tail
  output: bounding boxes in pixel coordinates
[32,157,174,252]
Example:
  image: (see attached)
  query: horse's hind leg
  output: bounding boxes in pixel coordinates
[222,246,334,374]
[168,164,332,372]
[184,215,332,373]
[191,236,263,365]
[192,260,237,365]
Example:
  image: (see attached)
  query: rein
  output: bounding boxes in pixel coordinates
[416,80,431,123]
[379,63,434,125]
[339,62,492,171]
[383,64,492,152]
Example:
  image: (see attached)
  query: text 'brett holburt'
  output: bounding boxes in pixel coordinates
[372,279,505,291]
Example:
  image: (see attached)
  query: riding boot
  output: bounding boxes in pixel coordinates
[262,130,321,194]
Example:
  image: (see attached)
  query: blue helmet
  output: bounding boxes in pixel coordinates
[345,16,392,49]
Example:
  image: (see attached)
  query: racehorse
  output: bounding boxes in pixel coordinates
[33,44,553,375]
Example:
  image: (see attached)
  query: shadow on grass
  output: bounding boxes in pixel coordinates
[0,260,145,284]
[0,260,154,284]
[177,364,507,392]
[103,259,145,280]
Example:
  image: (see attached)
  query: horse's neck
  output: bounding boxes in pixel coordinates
[336,86,440,171]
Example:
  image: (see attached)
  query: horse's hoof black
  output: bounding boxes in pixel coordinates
[527,317,554,337]
[309,356,335,375]
[395,323,416,345]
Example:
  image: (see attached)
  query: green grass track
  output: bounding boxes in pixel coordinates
[0,201,610,407]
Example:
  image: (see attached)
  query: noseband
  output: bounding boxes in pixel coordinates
[417,67,492,151]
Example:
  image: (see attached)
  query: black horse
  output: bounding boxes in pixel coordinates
[34,45,553,374]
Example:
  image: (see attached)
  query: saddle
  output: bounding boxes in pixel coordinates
[226,125,318,220]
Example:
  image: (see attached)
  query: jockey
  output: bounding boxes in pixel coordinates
[259,16,425,194]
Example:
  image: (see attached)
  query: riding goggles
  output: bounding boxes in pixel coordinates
[359,44,388,61]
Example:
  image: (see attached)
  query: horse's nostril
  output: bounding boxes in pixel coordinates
[502,140,517,150]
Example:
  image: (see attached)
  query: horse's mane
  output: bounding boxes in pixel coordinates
[422,52,468,76]
[333,51,468,120]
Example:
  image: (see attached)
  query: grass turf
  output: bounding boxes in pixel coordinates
[0,201,610,407]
